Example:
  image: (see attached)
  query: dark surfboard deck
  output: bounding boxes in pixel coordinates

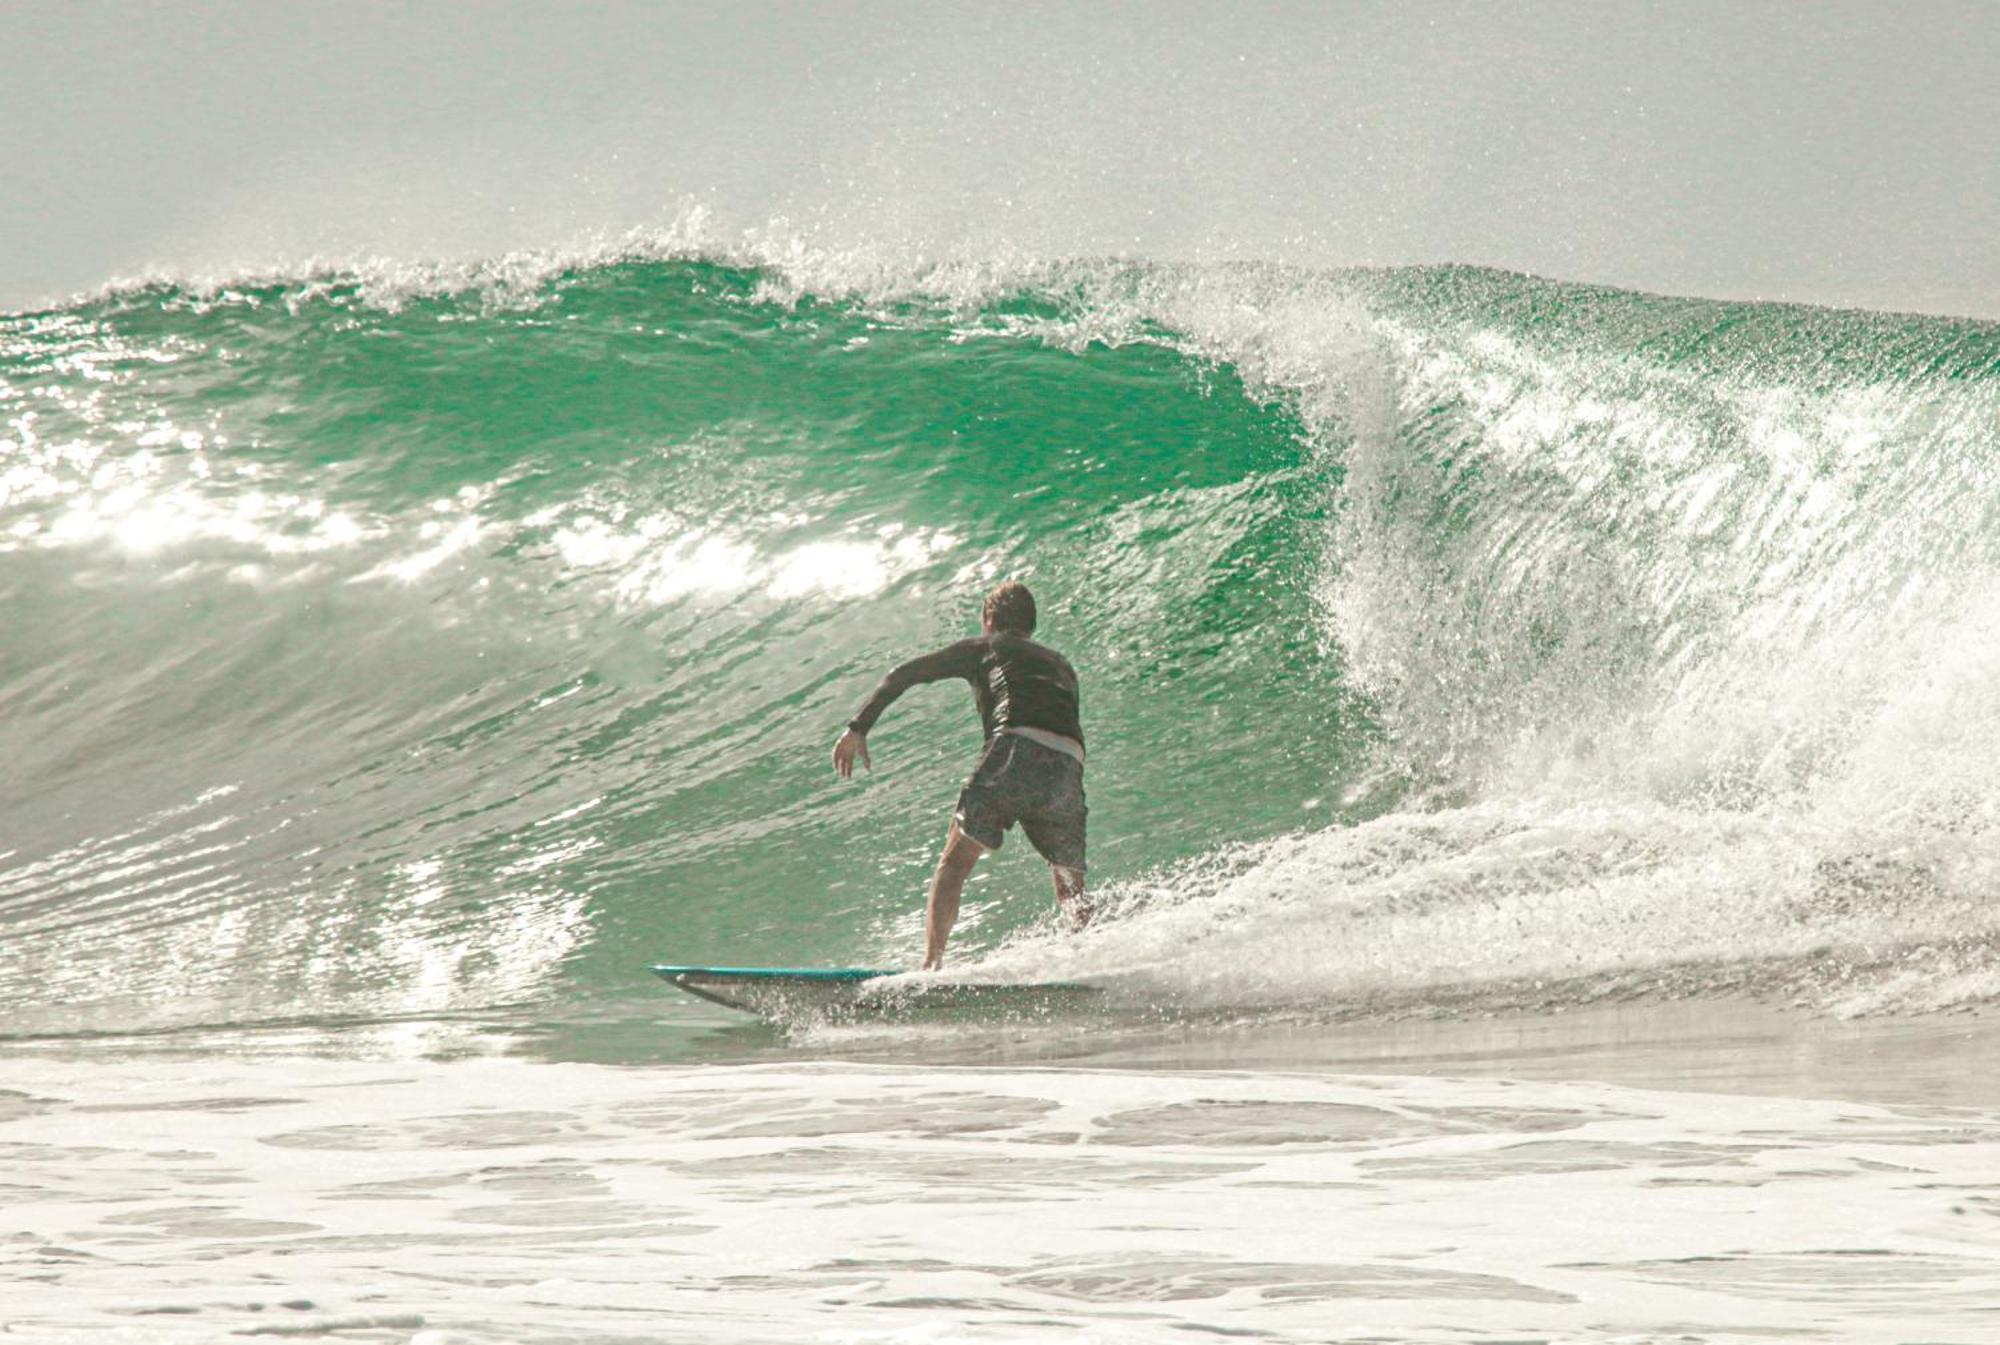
[650,964,1101,1022]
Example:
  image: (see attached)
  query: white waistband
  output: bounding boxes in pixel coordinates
[1003,726,1085,762]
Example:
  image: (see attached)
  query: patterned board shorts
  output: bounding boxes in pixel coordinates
[954,732,1087,871]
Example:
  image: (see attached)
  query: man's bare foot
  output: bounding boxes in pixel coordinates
[1051,865,1090,932]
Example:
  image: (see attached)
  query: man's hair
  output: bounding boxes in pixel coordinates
[983,580,1037,635]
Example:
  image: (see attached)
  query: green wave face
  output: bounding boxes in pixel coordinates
[0,261,1358,1039]
[5,257,2000,1047]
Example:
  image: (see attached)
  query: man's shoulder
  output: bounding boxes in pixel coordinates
[923,636,990,667]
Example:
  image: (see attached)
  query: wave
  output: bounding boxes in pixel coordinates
[4,247,1998,1047]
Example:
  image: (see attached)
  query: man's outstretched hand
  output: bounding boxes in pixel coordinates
[832,728,871,778]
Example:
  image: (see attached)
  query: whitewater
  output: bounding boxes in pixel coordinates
[6,242,2000,1343]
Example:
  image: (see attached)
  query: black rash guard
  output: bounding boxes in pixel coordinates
[847,633,1084,749]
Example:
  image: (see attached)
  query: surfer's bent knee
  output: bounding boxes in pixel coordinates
[940,824,986,872]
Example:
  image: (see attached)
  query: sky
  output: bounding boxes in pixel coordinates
[6,0,1999,316]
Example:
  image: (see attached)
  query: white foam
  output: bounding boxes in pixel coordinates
[4,1054,1996,1344]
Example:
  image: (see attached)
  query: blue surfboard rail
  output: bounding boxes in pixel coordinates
[648,965,898,983]
[649,963,1104,1022]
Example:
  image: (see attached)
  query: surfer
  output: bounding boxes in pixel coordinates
[833,581,1089,970]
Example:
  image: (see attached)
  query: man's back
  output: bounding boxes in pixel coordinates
[847,630,1083,749]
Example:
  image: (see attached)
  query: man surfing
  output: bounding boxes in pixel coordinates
[832,581,1089,970]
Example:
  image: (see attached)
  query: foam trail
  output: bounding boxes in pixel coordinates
[8,1054,2000,1344]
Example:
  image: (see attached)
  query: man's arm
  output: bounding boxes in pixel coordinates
[832,641,979,777]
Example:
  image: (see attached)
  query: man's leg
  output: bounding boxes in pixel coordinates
[1051,864,1091,931]
[924,821,987,971]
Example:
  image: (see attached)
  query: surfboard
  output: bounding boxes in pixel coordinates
[649,964,1101,1022]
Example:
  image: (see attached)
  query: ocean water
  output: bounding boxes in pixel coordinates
[6,248,2000,1341]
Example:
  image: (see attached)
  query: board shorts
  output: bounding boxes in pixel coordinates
[954,732,1087,871]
